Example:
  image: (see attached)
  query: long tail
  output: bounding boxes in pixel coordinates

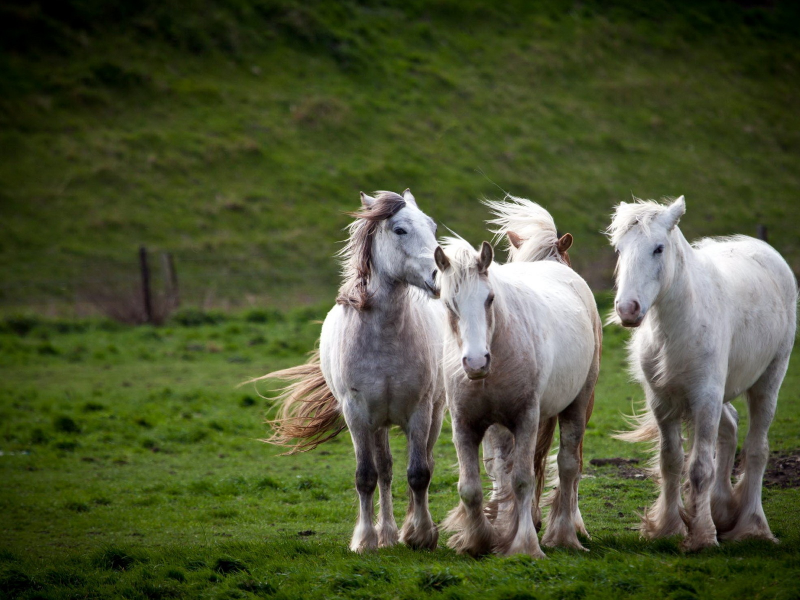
[243,350,345,454]
[483,195,566,264]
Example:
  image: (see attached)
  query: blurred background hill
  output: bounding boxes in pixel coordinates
[1,0,798,317]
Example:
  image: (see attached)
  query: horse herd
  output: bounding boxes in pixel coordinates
[249,190,797,557]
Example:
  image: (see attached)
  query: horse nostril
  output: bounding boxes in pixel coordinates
[631,300,640,314]
[432,269,438,280]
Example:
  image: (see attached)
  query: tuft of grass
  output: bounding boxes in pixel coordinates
[417,568,462,592]
[91,547,142,571]
[213,557,249,575]
[53,416,80,434]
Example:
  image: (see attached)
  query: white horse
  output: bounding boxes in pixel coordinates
[435,234,601,557]
[250,190,446,552]
[479,196,590,531]
[608,195,797,550]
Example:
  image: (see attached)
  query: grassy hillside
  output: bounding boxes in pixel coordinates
[1,1,799,313]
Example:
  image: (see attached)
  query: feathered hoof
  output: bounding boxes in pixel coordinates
[541,528,587,552]
[641,511,688,540]
[719,514,777,544]
[681,531,719,552]
[400,520,439,550]
[377,521,399,548]
[497,534,546,558]
[442,502,497,556]
[350,527,379,553]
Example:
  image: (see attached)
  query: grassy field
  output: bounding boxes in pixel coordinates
[2,301,799,599]
[1,1,799,311]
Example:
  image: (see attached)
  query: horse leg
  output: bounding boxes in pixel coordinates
[347,415,379,553]
[497,408,545,558]
[374,427,399,548]
[722,353,789,543]
[682,396,723,551]
[442,420,494,556]
[542,399,588,550]
[711,403,738,533]
[399,406,438,550]
[483,424,514,526]
[642,411,687,539]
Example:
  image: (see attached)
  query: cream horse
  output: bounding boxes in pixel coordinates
[435,231,601,557]
[251,190,446,552]
[608,196,797,550]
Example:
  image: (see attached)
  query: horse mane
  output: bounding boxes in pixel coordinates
[336,191,406,311]
[484,195,566,264]
[606,198,674,247]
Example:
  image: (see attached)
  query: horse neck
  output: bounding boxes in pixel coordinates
[365,272,411,322]
[648,229,701,333]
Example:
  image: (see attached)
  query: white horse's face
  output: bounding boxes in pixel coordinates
[613,197,686,327]
[436,242,495,380]
[370,190,440,298]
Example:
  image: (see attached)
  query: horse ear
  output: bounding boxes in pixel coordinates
[663,195,686,231]
[507,231,524,249]
[434,246,451,273]
[477,241,493,273]
[557,233,573,253]
[402,188,417,207]
[360,192,376,208]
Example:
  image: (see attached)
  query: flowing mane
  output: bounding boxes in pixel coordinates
[484,195,566,264]
[606,198,677,247]
[336,191,406,310]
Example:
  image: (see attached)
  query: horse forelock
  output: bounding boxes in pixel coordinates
[439,238,488,301]
[336,192,407,310]
[606,199,674,247]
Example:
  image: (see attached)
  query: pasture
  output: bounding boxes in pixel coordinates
[2,301,799,599]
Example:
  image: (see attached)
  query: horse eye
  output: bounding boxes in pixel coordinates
[394,228,407,235]
[653,244,664,255]
[486,294,495,307]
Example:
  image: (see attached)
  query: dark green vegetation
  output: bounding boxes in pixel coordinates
[2,302,800,599]
[2,1,799,311]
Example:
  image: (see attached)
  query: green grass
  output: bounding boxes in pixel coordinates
[2,303,799,599]
[1,1,799,312]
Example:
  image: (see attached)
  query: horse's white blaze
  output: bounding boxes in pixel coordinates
[608,195,797,550]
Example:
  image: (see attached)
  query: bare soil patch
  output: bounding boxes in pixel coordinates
[763,452,800,489]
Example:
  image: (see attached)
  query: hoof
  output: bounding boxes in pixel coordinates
[401,522,439,550]
[377,522,399,548]
[681,532,718,552]
[350,527,379,553]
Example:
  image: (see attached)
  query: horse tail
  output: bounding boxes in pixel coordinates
[243,350,345,454]
[483,195,568,264]
[613,405,660,444]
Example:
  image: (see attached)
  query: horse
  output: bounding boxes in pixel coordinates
[434,233,602,557]
[479,196,593,531]
[249,190,446,552]
[607,195,797,550]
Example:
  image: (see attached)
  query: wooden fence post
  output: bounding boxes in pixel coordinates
[139,245,153,324]
[756,224,768,243]
[161,252,180,309]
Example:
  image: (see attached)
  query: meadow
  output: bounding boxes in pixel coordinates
[2,1,800,598]
[1,300,799,599]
